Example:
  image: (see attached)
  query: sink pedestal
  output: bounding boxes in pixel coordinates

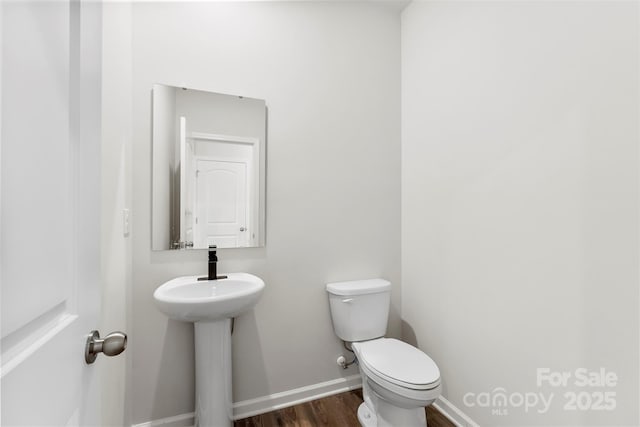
[194,319,233,427]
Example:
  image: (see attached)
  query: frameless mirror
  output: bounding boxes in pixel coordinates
[152,84,266,250]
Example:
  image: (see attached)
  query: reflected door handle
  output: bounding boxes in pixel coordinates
[85,330,127,364]
[240,227,246,232]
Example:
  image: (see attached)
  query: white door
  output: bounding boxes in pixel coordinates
[1,1,106,425]
[195,159,248,248]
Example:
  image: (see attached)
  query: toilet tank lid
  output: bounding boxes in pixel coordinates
[326,278,391,296]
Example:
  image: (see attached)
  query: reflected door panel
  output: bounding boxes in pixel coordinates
[196,160,248,248]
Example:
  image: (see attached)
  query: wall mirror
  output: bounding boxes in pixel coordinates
[152,84,266,250]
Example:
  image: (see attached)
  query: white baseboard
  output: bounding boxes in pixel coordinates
[131,412,194,427]
[433,395,479,427]
[131,374,362,427]
[232,373,362,420]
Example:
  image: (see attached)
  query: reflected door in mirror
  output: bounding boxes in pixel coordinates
[196,159,248,248]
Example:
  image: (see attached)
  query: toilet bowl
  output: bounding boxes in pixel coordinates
[326,279,441,427]
[353,338,441,426]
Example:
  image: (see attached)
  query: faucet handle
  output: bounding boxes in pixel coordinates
[208,245,218,263]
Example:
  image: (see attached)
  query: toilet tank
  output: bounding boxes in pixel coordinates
[326,279,391,342]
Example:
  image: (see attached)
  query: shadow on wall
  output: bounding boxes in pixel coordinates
[401,320,449,398]
[401,319,418,347]
[232,310,270,401]
[388,302,402,340]
[153,320,195,419]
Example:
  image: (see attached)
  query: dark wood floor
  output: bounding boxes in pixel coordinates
[234,389,455,427]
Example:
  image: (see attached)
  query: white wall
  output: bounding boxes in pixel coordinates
[402,2,639,426]
[130,2,400,424]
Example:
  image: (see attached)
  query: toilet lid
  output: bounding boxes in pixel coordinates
[355,338,440,389]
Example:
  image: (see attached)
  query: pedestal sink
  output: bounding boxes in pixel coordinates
[153,273,265,427]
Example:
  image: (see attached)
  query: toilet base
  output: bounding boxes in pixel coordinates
[357,403,376,427]
[358,384,430,427]
[357,400,429,427]
[374,395,427,427]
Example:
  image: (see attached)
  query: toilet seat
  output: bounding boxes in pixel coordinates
[352,338,440,390]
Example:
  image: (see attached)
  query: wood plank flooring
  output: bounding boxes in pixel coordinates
[234,389,455,427]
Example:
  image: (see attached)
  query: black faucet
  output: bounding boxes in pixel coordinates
[198,245,227,281]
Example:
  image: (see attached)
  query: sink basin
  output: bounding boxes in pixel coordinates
[153,272,265,322]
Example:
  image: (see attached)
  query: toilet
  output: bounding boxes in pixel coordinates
[326,279,441,427]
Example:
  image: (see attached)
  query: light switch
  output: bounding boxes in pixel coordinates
[123,208,130,237]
